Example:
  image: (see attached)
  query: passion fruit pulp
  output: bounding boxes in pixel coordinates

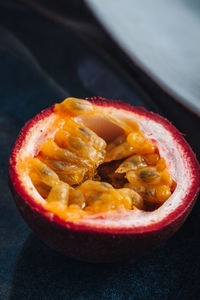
[9,97,200,262]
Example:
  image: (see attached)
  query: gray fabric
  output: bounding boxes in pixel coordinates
[87,0,200,115]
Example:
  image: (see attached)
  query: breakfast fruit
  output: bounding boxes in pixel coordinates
[9,97,200,262]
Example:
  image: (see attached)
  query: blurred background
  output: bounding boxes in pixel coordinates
[0,1,199,299]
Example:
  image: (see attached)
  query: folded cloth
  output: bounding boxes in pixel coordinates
[0,1,199,300]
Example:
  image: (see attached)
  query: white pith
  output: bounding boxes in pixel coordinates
[15,104,194,229]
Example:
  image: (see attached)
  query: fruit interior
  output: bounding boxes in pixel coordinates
[19,98,175,221]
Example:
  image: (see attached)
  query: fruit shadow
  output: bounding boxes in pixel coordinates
[10,200,200,300]
[9,233,137,300]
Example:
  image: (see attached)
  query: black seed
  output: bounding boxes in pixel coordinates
[53,161,68,170]
[79,127,90,136]
[139,169,160,182]
[69,136,84,150]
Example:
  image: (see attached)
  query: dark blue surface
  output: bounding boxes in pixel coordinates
[0,1,199,299]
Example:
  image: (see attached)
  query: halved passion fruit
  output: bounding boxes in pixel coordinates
[9,97,199,262]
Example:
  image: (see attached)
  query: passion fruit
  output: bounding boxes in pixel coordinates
[9,97,200,262]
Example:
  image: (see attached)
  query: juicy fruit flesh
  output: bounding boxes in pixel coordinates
[27,98,174,221]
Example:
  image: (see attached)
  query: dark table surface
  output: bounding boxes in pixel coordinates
[0,1,199,299]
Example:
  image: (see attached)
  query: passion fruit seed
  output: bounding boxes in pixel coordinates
[78,127,90,137]
[47,181,70,204]
[144,186,171,204]
[79,180,113,193]
[77,180,113,207]
[118,188,143,209]
[68,188,85,209]
[33,182,51,198]
[64,119,107,151]
[68,135,104,163]
[55,97,93,116]
[39,158,88,185]
[55,120,106,165]
[30,158,59,186]
[139,168,160,184]
[124,184,146,197]
[106,135,126,152]
[125,183,171,204]
[116,154,147,173]
[126,170,141,185]
[77,180,142,212]
[105,142,135,162]
[54,129,70,148]
[40,139,89,166]
[126,166,171,185]
[28,97,174,219]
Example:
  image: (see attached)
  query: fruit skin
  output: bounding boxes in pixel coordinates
[8,182,196,263]
[9,97,200,262]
